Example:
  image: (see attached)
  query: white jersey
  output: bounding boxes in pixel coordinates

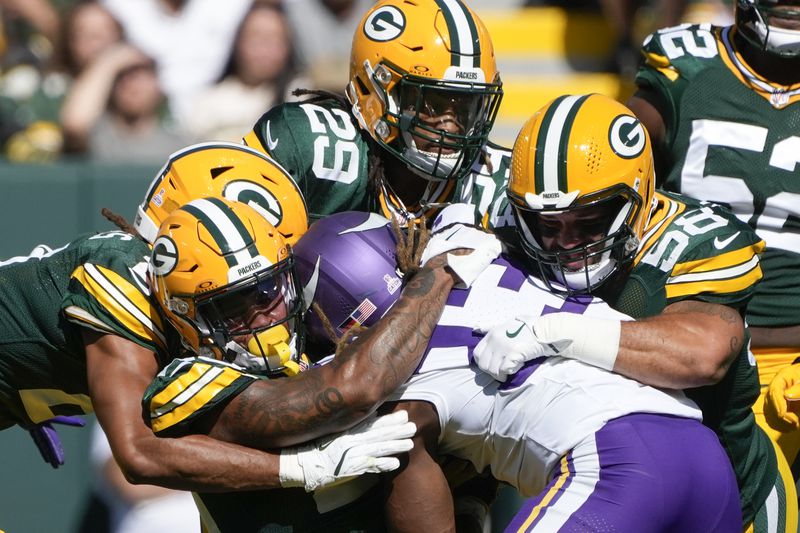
[390,256,701,496]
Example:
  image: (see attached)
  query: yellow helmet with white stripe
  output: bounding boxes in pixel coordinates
[149,197,306,376]
[509,93,655,294]
[134,142,308,246]
[347,0,503,182]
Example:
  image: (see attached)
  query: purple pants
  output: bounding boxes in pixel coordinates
[506,413,741,532]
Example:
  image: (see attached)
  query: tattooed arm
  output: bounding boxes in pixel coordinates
[613,300,745,389]
[205,254,459,449]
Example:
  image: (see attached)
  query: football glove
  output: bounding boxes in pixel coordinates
[473,316,554,381]
[279,410,416,492]
[767,364,800,430]
[420,203,501,289]
[28,415,86,469]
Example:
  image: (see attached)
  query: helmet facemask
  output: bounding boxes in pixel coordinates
[737,0,800,57]
[355,60,502,183]
[190,256,307,376]
[512,185,642,296]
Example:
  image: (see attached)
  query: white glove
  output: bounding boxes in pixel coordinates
[420,204,501,289]
[473,316,557,381]
[279,410,416,492]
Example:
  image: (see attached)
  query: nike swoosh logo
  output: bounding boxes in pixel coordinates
[266,121,278,151]
[302,256,321,312]
[337,213,391,234]
[713,231,740,250]
[506,323,525,338]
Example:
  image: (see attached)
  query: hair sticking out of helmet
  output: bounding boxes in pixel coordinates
[508,93,655,295]
[293,211,406,356]
[134,141,308,245]
[149,196,307,376]
[346,0,503,183]
[736,0,800,57]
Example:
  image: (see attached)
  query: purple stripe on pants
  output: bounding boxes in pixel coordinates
[506,413,741,532]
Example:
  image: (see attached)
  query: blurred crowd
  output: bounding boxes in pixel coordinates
[0,0,364,163]
[0,0,733,165]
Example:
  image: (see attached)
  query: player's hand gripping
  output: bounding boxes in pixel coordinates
[279,410,416,492]
[420,203,502,288]
[473,316,557,381]
[767,364,800,430]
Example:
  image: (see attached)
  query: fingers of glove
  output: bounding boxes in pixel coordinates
[345,456,402,476]
[779,410,800,430]
[785,382,800,401]
[499,352,527,378]
[367,410,409,430]
[420,226,499,268]
[768,384,790,419]
[48,415,86,427]
[352,420,418,444]
[29,425,64,468]
[346,437,415,461]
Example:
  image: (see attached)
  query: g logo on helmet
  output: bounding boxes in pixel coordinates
[608,115,646,159]
[223,180,283,228]
[151,236,178,276]
[364,6,405,42]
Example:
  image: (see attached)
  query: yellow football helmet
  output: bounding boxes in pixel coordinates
[509,93,655,294]
[149,197,307,376]
[736,0,800,57]
[347,0,503,182]
[134,142,308,246]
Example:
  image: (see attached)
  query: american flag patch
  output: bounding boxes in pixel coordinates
[338,299,378,332]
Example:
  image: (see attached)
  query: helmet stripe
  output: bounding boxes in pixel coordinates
[435,0,480,68]
[535,94,591,194]
[181,198,258,269]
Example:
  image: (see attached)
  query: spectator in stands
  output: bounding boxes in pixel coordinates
[184,2,307,143]
[283,0,373,92]
[598,0,689,76]
[60,44,189,162]
[99,0,252,125]
[1,0,122,161]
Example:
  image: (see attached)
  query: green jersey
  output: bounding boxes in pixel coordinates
[0,231,170,429]
[244,99,516,239]
[144,356,385,532]
[609,191,772,524]
[635,23,800,327]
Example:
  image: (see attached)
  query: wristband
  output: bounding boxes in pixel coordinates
[278,448,306,488]
[534,313,621,371]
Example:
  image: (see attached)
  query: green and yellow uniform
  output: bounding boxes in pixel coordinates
[636,22,800,526]
[243,98,515,238]
[144,356,385,533]
[608,190,796,530]
[0,231,169,429]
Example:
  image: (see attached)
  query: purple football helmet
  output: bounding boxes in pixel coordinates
[293,211,403,351]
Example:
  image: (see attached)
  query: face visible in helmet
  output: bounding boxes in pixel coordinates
[135,142,308,245]
[347,0,503,182]
[508,94,655,295]
[150,197,307,376]
[737,0,800,57]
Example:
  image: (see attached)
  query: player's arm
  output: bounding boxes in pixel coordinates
[612,300,744,389]
[383,399,455,533]
[85,330,286,492]
[207,255,461,448]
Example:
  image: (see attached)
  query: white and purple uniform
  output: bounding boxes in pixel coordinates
[390,255,741,532]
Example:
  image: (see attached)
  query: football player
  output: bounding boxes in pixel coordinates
[133,141,309,245]
[242,0,515,240]
[0,191,493,498]
[627,0,800,507]
[287,211,742,531]
[472,94,797,531]
[140,201,503,531]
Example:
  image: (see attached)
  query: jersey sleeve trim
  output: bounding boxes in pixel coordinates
[68,263,166,350]
[149,361,253,433]
[671,240,766,277]
[666,254,762,299]
[242,130,268,154]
